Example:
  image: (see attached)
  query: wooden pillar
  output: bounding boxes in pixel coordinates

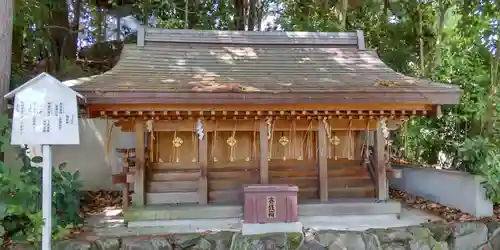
[259,120,269,184]
[353,131,362,160]
[375,126,388,201]
[133,120,146,206]
[317,122,328,202]
[198,122,208,204]
[123,182,129,208]
[122,150,130,209]
[433,104,442,118]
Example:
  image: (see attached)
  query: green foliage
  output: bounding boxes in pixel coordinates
[9,0,500,205]
[0,114,83,245]
[274,0,500,203]
[374,1,500,203]
[458,136,500,202]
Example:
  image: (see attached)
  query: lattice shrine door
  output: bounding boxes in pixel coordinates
[267,119,319,201]
[206,120,261,204]
[322,119,375,200]
[146,124,204,204]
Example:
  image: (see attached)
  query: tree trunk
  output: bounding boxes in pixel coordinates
[247,0,257,31]
[68,0,82,59]
[47,0,72,73]
[188,0,201,29]
[431,0,449,73]
[116,17,121,41]
[297,0,311,30]
[418,3,425,76]
[0,0,13,112]
[184,0,189,29]
[255,0,265,31]
[96,8,104,43]
[483,38,500,136]
[0,0,13,162]
[383,0,390,22]
[233,0,246,30]
[142,0,149,25]
[340,0,348,31]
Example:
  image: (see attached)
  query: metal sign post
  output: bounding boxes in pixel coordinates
[4,72,83,250]
[42,145,52,250]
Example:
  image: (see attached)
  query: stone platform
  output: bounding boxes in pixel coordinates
[124,199,402,222]
[8,221,500,250]
[120,199,403,234]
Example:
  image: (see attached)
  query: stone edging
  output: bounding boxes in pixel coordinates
[7,221,500,250]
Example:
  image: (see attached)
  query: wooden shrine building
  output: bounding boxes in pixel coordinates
[72,28,460,211]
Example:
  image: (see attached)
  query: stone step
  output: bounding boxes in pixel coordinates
[125,199,401,222]
[94,218,242,236]
[124,204,243,222]
[299,200,401,217]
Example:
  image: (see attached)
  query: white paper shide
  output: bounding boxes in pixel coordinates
[9,73,81,145]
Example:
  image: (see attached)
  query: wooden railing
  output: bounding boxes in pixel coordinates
[360,145,402,189]
[361,145,377,186]
[111,148,137,208]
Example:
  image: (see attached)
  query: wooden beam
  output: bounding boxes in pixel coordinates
[88,103,434,112]
[374,127,388,201]
[317,122,329,202]
[133,120,146,206]
[151,119,380,132]
[198,121,208,204]
[259,120,269,184]
[79,87,458,106]
[94,112,425,121]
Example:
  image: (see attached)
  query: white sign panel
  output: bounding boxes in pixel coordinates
[10,75,80,145]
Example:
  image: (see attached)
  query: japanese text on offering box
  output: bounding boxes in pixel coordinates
[266,196,277,218]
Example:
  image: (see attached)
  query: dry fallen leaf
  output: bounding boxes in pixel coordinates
[80,190,130,216]
[390,188,499,223]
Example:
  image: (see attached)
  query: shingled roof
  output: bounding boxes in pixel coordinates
[70,28,461,105]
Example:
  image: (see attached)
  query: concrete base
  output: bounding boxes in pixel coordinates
[124,199,402,222]
[116,199,405,236]
[242,222,303,235]
[89,206,442,237]
[391,164,493,217]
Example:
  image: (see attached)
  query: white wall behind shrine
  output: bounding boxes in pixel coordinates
[5,118,134,191]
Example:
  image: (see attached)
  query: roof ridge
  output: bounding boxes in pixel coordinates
[137,27,363,47]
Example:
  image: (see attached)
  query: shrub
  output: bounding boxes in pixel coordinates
[0,114,83,246]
